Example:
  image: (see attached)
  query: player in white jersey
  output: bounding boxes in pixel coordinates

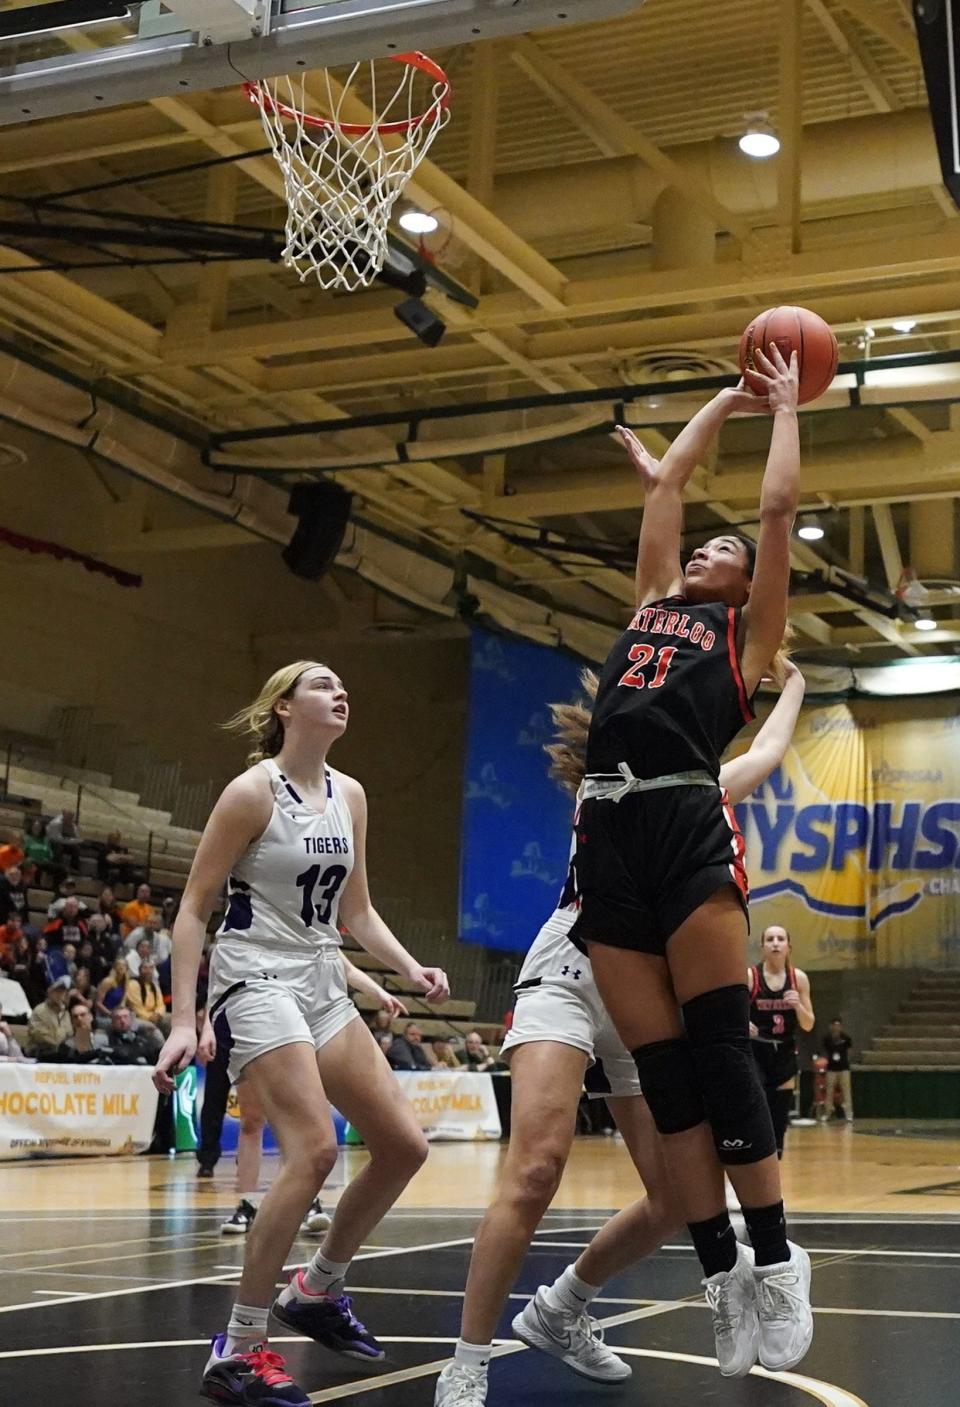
[436,658,805,1407]
[154,660,449,1407]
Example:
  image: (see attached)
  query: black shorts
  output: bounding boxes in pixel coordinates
[569,784,749,958]
[751,1039,798,1089]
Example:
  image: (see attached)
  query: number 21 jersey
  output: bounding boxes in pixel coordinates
[218,758,353,951]
[585,597,755,780]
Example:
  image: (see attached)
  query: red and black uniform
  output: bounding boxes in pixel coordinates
[570,596,754,956]
[750,963,800,1088]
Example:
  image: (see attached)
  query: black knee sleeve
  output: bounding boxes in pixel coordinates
[631,1036,705,1135]
[682,985,777,1166]
[768,1087,793,1158]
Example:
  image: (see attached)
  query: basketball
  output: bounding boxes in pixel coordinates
[738,306,839,405]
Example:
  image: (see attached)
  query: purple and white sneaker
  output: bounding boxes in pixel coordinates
[271,1271,385,1360]
[201,1334,309,1405]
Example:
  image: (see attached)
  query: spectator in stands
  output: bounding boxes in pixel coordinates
[121,882,153,939]
[46,809,82,871]
[102,831,138,888]
[45,939,77,985]
[107,1005,156,1065]
[369,1008,393,1037]
[94,885,123,939]
[126,913,168,960]
[0,1001,27,1062]
[126,958,169,1043]
[25,975,73,1055]
[0,865,29,925]
[22,817,62,888]
[5,933,40,1005]
[61,999,109,1059]
[95,957,130,1025]
[431,1036,460,1070]
[126,934,154,979]
[0,829,25,873]
[458,1030,498,1072]
[70,964,95,1008]
[0,912,21,967]
[86,910,119,966]
[48,876,91,919]
[74,934,104,985]
[44,896,88,949]
[387,1021,432,1071]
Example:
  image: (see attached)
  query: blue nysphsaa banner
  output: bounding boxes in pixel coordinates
[732,694,960,970]
[460,628,583,953]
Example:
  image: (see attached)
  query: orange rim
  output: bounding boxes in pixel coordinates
[244,51,451,136]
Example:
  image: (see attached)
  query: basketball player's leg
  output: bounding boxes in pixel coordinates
[436,1040,587,1406]
[273,1016,427,1362]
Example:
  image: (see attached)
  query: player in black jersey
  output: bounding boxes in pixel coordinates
[749,925,815,1158]
[570,344,813,1378]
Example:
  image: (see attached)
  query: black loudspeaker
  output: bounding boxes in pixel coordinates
[281,481,353,580]
[914,1,960,209]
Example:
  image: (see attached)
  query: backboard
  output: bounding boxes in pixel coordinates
[0,0,647,126]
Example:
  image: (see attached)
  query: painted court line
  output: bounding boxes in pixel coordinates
[534,1241,960,1261]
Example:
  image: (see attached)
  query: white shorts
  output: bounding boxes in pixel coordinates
[208,938,360,1082]
[500,917,641,1100]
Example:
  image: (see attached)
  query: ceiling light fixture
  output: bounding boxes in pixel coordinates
[797,515,825,541]
[891,319,917,334]
[914,615,937,631]
[738,116,780,159]
[399,209,439,235]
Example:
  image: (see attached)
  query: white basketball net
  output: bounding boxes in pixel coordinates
[246,54,451,291]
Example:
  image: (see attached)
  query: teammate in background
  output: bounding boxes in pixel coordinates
[749,926,815,1158]
[154,661,448,1407]
[436,658,806,1407]
[219,956,410,1235]
[570,349,813,1379]
[822,1016,854,1122]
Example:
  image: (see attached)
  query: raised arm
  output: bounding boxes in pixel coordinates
[153,770,271,1093]
[336,773,449,1006]
[625,384,768,608]
[719,660,805,806]
[740,346,801,693]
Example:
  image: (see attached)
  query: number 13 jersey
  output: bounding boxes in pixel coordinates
[218,758,354,952]
[586,597,754,780]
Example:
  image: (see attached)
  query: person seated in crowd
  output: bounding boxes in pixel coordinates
[120,882,153,939]
[387,1020,433,1071]
[70,965,95,1009]
[25,974,73,1055]
[375,1032,394,1060]
[431,1036,460,1070]
[48,876,91,918]
[0,1001,27,1062]
[45,809,83,870]
[45,939,78,985]
[61,998,110,1059]
[102,832,138,888]
[457,1030,499,1072]
[125,933,154,979]
[43,895,88,950]
[125,957,169,1045]
[0,864,29,925]
[107,1005,156,1065]
[22,817,62,888]
[125,912,169,962]
[95,957,130,1025]
[0,829,25,873]
[0,911,21,968]
[4,933,40,1006]
[369,1008,394,1038]
[93,885,122,938]
[73,934,105,986]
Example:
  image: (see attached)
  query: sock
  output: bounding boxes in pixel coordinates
[689,1211,737,1279]
[299,1249,351,1299]
[742,1200,789,1268]
[544,1264,600,1315]
[245,1191,264,1208]
[224,1302,269,1356]
[453,1339,492,1371]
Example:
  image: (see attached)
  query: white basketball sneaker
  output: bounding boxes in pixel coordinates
[703,1241,759,1378]
[511,1287,631,1382]
[434,1361,488,1406]
[755,1242,813,1371]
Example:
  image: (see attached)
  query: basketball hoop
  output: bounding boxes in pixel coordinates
[244,52,451,291]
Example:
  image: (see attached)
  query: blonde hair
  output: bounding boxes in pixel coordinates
[766,621,796,688]
[224,660,327,767]
[543,668,599,797]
